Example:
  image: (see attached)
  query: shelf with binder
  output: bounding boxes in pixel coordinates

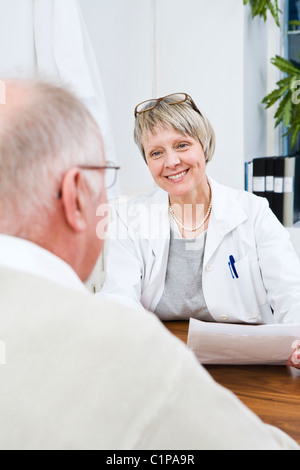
[245,155,300,228]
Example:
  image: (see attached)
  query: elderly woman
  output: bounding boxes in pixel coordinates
[101,93,300,326]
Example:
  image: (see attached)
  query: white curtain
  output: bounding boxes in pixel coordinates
[0,0,120,198]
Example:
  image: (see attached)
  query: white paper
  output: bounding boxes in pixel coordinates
[187,319,300,365]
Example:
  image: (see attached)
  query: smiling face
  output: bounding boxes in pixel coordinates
[142,126,207,200]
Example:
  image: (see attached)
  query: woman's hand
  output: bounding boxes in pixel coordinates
[287,341,300,369]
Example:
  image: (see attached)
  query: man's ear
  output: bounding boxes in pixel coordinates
[61,168,88,233]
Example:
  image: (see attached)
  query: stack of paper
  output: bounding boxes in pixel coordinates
[187,318,300,365]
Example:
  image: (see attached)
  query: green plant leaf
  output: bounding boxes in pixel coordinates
[291,124,300,147]
[271,56,300,76]
[243,0,281,26]
[262,84,289,108]
[283,98,292,128]
[274,91,292,128]
[244,2,300,146]
[266,0,280,26]
[262,55,300,145]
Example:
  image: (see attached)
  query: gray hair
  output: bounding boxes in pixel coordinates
[134,94,216,164]
[0,79,104,234]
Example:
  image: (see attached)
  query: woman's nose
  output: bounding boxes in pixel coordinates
[164,149,181,168]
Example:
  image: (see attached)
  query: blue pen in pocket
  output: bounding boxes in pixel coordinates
[228,255,239,279]
[228,261,234,279]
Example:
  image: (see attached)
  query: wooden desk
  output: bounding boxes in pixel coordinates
[164,321,300,445]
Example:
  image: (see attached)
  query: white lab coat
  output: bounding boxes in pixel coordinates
[100,177,300,324]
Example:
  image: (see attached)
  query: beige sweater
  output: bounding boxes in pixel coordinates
[0,266,298,450]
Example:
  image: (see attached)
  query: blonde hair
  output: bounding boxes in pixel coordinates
[134,94,216,163]
[0,79,104,234]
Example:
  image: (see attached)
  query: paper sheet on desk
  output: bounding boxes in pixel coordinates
[187,318,300,365]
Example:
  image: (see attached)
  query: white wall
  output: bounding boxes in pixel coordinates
[0,0,36,76]
[79,0,273,194]
[80,0,300,278]
[244,10,268,161]
[79,0,155,196]
[155,0,247,190]
[266,5,285,157]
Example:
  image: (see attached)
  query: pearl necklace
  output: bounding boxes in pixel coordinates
[169,193,212,233]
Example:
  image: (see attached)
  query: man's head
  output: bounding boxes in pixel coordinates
[0,78,108,281]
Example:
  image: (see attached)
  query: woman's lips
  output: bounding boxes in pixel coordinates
[165,169,189,181]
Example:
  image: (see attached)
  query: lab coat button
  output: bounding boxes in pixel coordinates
[206,264,214,272]
[221,315,229,321]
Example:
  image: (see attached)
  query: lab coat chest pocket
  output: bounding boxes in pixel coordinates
[232,252,268,321]
[141,247,156,291]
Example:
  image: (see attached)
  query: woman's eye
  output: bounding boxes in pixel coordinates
[177,143,189,150]
[151,151,162,159]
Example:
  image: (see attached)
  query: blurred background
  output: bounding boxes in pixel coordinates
[2,0,300,289]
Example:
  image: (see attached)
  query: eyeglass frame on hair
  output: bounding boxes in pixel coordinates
[57,162,120,199]
[134,93,203,118]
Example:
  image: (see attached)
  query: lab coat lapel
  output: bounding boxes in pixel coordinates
[140,188,170,311]
[204,178,248,265]
[146,180,248,267]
